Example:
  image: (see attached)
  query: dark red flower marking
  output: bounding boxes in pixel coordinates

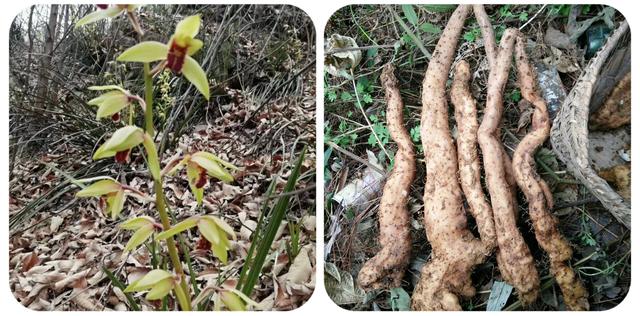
[99,196,107,210]
[115,149,131,163]
[96,4,109,10]
[111,112,121,123]
[195,167,207,189]
[166,40,188,73]
[196,235,211,250]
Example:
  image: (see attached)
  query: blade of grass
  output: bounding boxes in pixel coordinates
[237,175,278,288]
[238,146,307,296]
[102,267,140,311]
[387,5,432,59]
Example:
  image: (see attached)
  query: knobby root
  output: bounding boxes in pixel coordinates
[477,28,540,305]
[512,35,589,311]
[411,5,489,311]
[357,63,415,290]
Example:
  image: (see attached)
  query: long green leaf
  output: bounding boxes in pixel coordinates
[238,146,307,296]
[236,176,277,289]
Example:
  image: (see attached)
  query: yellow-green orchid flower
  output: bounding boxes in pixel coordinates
[87,85,145,121]
[156,215,236,264]
[75,4,139,28]
[117,14,210,100]
[124,269,177,301]
[76,178,127,219]
[214,287,258,311]
[92,126,160,180]
[164,151,236,205]
[120,216,160,252]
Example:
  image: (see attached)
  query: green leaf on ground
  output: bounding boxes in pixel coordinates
[325,262,365,305]
[420,22,441,34]
[401,5,419,26]
[389,287,411,311]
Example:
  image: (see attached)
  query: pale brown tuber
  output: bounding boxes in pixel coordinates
[451,60,497,250]
[512,35,589,311]
[357,64,415,290]
[411,5,489,310]
[477,28,540,305]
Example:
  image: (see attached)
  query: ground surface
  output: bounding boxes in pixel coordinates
[323,4,630,311]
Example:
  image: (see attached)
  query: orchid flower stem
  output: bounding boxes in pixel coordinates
[128,105,133,125]
[143,62,154,135]
[152,177,192,310]
[143,133,192,310]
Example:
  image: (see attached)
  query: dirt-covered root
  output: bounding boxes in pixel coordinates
[451,60,497,250]
[357,64,415,290]
[512,35,589,311]
[473,4,519,218]
[477,28,540,305]
[411,5,487,310]
[473,5,497,67]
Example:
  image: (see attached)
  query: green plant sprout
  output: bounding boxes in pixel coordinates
[73,5,250,311]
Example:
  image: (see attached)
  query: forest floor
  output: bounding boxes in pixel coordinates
[323,4,630,311]
[9,5,316,311]
[9,91,316,311]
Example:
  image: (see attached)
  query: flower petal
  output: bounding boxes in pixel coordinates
[96,94,130,119]
[227,288,259,307]
[155,217,199,240]
[76,179,121,197]
[108,189,126,219]
[124,269,173,292]
[186,164,205,205]
[120,216,155,230]
[197,217,221,245]
[203,215,236,240]
[167,157,189,176]
[192,151,237,170]
[93,126,144,160]
[88,85,128,93]
[146,278,175,300]
[182,55,210,100]
[75,7,122,27]
[190,154,233,183]
[220,291,246,311]
[88,90,123,106]
[175,14,201,39]
[124,224,154,252]
[211,242,228,264]
[117,41,169,63]
[187,39,203,56]
[141,134,161,181]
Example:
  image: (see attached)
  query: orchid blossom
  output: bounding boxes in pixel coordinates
[117,15,210,100]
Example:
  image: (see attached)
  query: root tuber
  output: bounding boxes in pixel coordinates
[477,28,540,305]
[357,64,415,290]
[473,4,519,217]
[411,5,489,310]
[512,35,589,311]
[451,60,497,250]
